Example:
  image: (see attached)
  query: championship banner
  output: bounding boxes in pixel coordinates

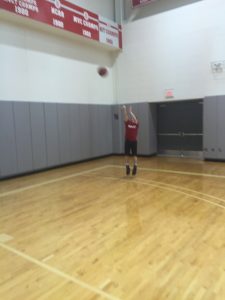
[0,0,122,49]
[132,0,155,8]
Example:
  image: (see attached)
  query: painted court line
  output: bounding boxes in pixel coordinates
[110,165,225,205]
[137,178,225,205]
[99,278,112,290]
[0,234,14,243]
[42,254,54,263]
[110,164,225,179]
[0,242,120,300]
[84,173,225,211]
[83,172,225,205]
[0,165,109,198]
[134,179,225,210]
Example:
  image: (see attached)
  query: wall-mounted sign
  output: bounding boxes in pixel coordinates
[0,0,122,49]
[211,61,224,73]
[165,89,174,99]
[132,0,155,8]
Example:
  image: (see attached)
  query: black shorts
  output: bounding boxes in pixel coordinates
[125,140,137,156]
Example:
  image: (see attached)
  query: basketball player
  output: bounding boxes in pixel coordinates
[122,105,139,176]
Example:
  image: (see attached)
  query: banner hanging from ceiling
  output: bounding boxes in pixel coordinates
[132,0,155,8]
[0,0,122,49]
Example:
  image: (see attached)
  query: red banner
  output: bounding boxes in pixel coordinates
[0,0,122,49]
[132,0,155,8]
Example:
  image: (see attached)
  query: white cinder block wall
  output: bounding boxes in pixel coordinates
[115,0,225,104]
[0,0,117,104]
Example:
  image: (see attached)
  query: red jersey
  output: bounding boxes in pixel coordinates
[125,120,139,141]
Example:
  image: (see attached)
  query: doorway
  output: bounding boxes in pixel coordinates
[157,99,203,158]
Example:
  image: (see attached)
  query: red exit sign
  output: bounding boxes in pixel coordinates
[165,89,174,99]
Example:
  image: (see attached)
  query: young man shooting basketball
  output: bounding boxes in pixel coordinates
[122,105,139,176]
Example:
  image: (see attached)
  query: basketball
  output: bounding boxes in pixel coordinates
[97,67,108,77]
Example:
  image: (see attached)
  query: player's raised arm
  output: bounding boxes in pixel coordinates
[128,106,138,124]
[122,105,129,122]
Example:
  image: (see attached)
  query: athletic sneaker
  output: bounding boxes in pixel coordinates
[132,165,137,176]
[126,165,130,175]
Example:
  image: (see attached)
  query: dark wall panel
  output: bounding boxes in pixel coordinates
[90,105,101,157]
[69,104,81,162]
[158,100,203,153]
[57,104,71,164]
[79,104,91,160]
[149,104,157,154]
[30,102,47,170]
[216,96,225,159]
[203,97,217,159]
[44,103,60,167]
[0,100,158,179]
[98,105,111,156]
[104,105,113,154]
[112,105,123,154]
[0,102,18,177]
[13,102,33,174]
[137,103,149,155]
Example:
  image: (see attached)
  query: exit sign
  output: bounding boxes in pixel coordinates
[165,89,174,99]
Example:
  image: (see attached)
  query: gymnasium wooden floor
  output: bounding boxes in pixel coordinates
[1,156,225,300]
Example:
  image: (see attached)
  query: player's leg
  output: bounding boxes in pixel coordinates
[125,140,131,175]
[131,141,138,175]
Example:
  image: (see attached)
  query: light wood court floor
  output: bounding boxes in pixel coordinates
[1,156,225,300]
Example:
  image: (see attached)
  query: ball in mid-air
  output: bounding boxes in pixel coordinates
[97,67,108,77]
